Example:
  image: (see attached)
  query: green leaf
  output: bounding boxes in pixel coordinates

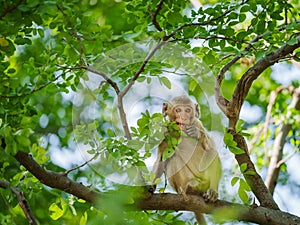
[239,132,251,137]
[244,171,256,175]
[127,139,144,150]
[240,163,247,173]
[80,211,88,225]
[236,119,245,133]
[162,147,175,161]
[223,132,236,147]
[203,50,215,65]
[0,37,9,46]
[107,128,115,137]
[238,186,249,204]
[287,38,298,46]
[256,20,266,34]
[7,68,16,74]
[240,5,251,13]
[239,14,246,22]
[159,76,171,89]
[240,179,251,192]
[255,50,266,61]
[231,177,239,186]
[228,146,245,155]
[165,213,174,222]
[49,202,66,220]
[14,37,32,45]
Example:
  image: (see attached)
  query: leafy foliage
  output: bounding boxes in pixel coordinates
[0,0,300,224]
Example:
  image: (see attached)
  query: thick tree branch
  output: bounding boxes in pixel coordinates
[265,86,300,194]
[229,37,300,127]
[14,151,100,203]
[11,151,300,225]
[231,133,279,209]
[138,193,300,225]
[215,31,300,121]
[0,180,38,225]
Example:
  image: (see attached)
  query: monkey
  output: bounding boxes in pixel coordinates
[151,95,222,225]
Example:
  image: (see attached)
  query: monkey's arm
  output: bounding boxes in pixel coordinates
[202,156,222,202]
[152,142,167,184]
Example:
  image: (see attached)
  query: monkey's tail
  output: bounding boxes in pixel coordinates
[194,211,207,225]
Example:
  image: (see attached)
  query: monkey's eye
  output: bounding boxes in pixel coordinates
[185,108,191,113]
[175,108,181,113]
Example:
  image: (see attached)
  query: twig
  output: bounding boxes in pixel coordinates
[216,21,300,91]
[214,20,300,117]
[248,124,264,152]
[0,0,24,20]
[0,72,66,99]
[0,180,38,225]
[150,0,165,31]
[263,86,293,157]
[120,41,165,98]
[63,153,99,176]
[57,4,88,66]
[276,148,298,168]
[84,66,120,94]
[164,0,249,41]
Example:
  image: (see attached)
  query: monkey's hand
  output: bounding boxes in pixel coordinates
[185,125,201,139]
[203,189,218,202]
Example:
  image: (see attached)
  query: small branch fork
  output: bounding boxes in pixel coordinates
[63,153,100,176]
[0,180,38,225]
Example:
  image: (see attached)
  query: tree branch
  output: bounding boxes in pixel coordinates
[150,0,165,31]
[214,34,300,210]
[164,1,249,40]
[263,86,290,155]
[0,71,66,99]
[0,0,24,20]
[118,41,166,139]
[228,37,300,127]
[84,66,120,94]
[14,151,100,203]
[265,86,300,194]
[0,180,38,225]
[215,26,300,117]
[11,150,300,225]
[138,193,300,225]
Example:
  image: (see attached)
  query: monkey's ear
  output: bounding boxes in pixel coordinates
[195,103,200,118]
[162,102,170,117]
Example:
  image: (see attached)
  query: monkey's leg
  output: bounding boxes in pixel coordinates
[194,211,207,225]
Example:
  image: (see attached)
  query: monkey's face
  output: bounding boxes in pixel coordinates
[172,105,194,130]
